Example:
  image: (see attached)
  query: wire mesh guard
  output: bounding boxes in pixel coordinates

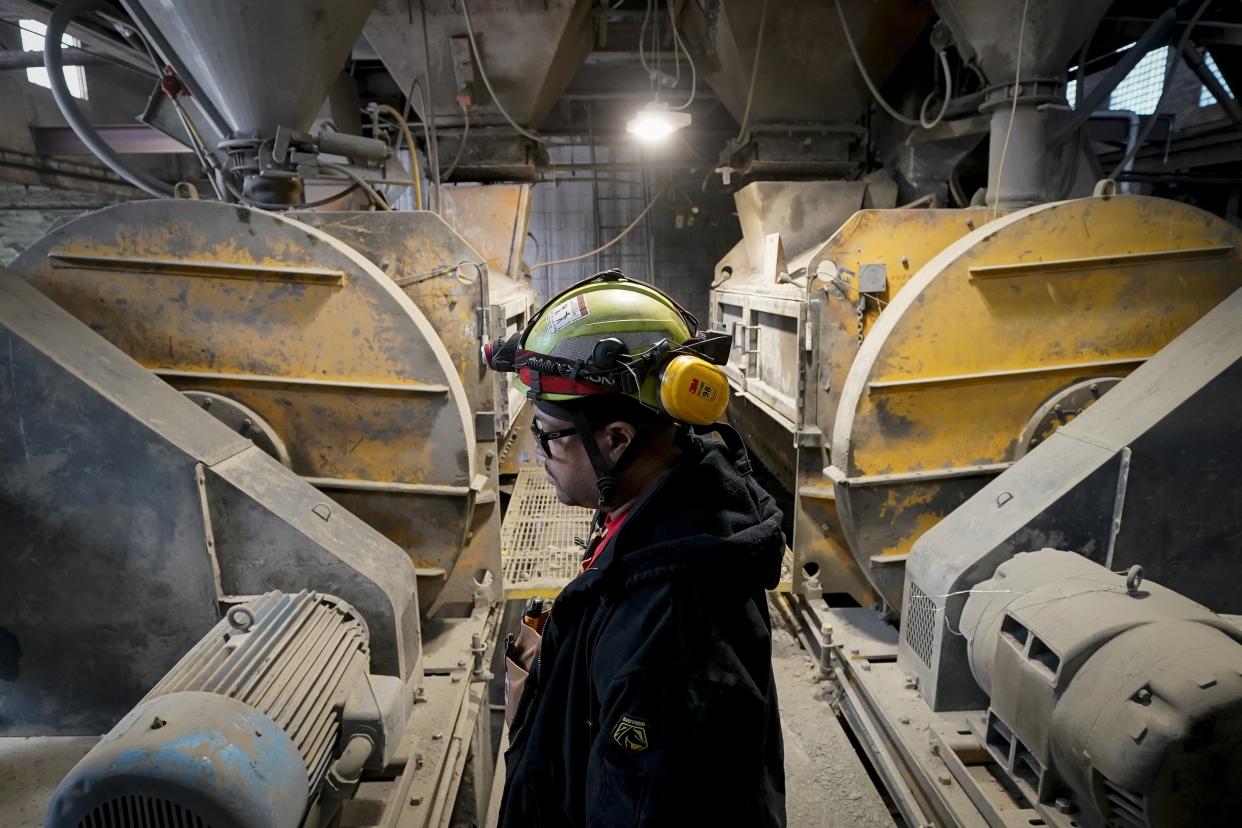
[500,467,795,597]
[501,467,594,598]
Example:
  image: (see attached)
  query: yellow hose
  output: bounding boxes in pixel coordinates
[375,103,424,210]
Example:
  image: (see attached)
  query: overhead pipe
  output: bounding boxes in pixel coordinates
[43,0,173,197]
[934,0,1113,208]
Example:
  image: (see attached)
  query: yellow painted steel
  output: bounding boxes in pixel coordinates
[792,208,992,605]
[807,207,995,430]
[824,195,1242,610]
[10,199,488,611]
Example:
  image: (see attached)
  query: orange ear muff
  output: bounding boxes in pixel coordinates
[658,355,729,425]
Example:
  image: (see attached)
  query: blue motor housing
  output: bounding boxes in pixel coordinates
[45,691,308,828]
[42,591,397,828]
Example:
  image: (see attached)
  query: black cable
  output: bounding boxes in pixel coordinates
[43,0,172,196]
[319,163,391,210]
[297,182,362,209]
[222,173,361,211]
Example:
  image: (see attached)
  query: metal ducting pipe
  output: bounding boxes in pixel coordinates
[43,0,174,197]
[934,0,1111,208]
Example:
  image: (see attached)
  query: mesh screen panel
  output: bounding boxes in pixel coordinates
[501,467,594,596]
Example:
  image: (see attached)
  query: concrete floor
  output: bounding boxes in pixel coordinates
[772,623,896,828]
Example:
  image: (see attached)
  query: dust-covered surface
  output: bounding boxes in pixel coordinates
[0,736,96,825]
[772,625,897,828]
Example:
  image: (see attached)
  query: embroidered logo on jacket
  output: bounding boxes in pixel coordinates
[611,714,650,753]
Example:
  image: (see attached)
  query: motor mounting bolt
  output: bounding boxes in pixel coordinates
[1055,797,1073,814]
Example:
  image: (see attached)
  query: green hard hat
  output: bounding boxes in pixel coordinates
[515,272,693,407]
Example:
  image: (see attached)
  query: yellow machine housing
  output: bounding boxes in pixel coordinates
[8,196,535,617]
[712,191,1242,610]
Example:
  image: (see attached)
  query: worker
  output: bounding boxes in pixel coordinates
[483,269,786,825]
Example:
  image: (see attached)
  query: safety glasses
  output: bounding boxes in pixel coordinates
[530,419,577,455]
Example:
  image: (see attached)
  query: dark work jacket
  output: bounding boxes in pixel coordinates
[499,431,787,827]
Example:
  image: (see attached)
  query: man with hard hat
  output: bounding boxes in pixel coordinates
[484,269,786,825]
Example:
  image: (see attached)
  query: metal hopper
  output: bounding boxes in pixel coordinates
[933,0,1112,206]
[130,0,377,139]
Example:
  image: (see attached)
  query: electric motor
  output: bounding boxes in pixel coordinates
[960,549,1242,826]
[45,591,405,828]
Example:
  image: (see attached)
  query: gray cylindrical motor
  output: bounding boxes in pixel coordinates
[961,549,1242,826]
[46,591,376,828]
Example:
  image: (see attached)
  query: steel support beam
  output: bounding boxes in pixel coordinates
[0,46,106,69]
[31,125,192,155]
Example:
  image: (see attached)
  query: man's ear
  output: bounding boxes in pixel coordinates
[599,421,637,464]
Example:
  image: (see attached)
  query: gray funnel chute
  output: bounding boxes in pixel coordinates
[933,0,1112,208]
[934,0,1109,86]
[132,0,377,138]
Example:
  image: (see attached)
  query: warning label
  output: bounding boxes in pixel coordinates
[546,294,590,334]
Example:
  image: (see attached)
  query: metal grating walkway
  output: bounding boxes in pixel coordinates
[500,467,795,598]
[501,467,595,599]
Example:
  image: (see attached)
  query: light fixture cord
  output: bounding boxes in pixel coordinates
[669,0,697,111]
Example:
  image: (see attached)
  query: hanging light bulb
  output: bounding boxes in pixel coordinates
[626,100,692,143]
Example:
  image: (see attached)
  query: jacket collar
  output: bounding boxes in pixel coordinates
[555,432,785,605]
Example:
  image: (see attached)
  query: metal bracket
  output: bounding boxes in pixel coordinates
[475,410,496,440]
[477,306,492,342]
[1104,446,1132,569]
[194,462,224,601]
[739,324,762,355]
[859,263,888,294]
